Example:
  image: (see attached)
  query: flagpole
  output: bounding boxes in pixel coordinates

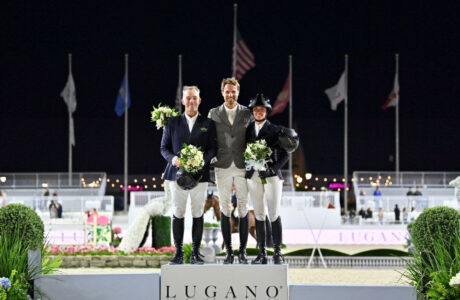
[178,54,183,114]
[232,3,237,77]
[344,54,349,213]
[67,53,73,186]
[124,54,129,212]
[288,55,294,192]
[395,53,400,173]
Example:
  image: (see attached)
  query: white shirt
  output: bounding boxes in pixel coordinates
[254,121,266,137]
[172,113,198,166]
[224,105,237,125]
[185,113,198,133]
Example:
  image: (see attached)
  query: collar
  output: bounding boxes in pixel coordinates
[224,104,238,113]
[185,112,199,122]
[255,120,266,128]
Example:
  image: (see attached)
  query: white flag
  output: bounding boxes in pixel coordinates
[61,73,77,145]
[324,71,347,111]
[382,72,399,110]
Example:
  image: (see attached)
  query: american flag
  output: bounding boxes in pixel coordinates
[232,30,255,80]
[270,75,290,117]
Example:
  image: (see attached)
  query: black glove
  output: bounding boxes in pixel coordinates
[266,163,276,177]
[258,170,268,180]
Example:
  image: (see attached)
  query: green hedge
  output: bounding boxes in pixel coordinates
[352,249,408,257]
[217,247,409,257]
[284,248,348,257]
[151,216,171,248]
[0,203,44,250]
[411,206,460,254]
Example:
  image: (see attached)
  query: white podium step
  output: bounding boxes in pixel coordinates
[161,264,289,300]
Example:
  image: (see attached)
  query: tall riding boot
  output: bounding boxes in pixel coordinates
[251,220,267,264]
[169,216,184,264]
[272,217,284,264]
[265,215,274,248]
[191,216,204,264]
[238,213,249,264]
[221,214,234,264]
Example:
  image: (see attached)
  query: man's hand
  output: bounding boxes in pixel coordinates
[172,156,181,168]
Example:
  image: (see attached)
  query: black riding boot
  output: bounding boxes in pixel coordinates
[238,213,249,264]
[251,220,267,264]
[190,216,204,264]
[169,216,184,264]
[265,215,274,248]
[221,214,234,264]
[272,217,284,264]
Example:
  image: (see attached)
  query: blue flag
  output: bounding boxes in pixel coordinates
[115,74,131,116]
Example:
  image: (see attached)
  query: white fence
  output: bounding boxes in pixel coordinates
[353,171,460,188]
[215,256,412,268]
[0,172,107,195]
[6,195,114,220]
[129,191,341,229]
[357,195,458,212]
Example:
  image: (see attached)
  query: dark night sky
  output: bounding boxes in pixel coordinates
[1,1,459,175]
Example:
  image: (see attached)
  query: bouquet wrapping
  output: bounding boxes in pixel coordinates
[244,139,272,184]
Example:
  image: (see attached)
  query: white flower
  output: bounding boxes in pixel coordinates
[450,271,460,287]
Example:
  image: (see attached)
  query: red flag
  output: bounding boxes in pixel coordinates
[232,30,255,80]
[270,75,290,117]
[382,72,399,110]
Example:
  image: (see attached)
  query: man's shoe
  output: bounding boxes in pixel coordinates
[190,251,205,265]
[273,251,284,264]
[238,250,248,264]
[223,252,234,264]
[251,252,267,265]
[169,251,184,265]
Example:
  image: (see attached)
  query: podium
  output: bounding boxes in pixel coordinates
[161,264,289,300]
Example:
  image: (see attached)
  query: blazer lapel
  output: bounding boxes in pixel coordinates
[190,113,202,138]
[218,104,232,127]
[180,114,190,140]
[257,121,270,138]
[233,104,244,126]
[248,122,256,142]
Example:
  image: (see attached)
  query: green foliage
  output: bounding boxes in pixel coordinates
[151,216,171,248]
[0,204,44,250]
[402,230,460,299]
[284,248,348,257]
[2,269,30,300]
[183,243,193,263]
[411,206,460,254]
[353,249,409,257]
[0,233,30,283]
[204,222,220,228]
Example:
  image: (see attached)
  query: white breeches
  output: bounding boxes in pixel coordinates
[215,163,249,217]
[247,173,283,222]
[169,181,208,218]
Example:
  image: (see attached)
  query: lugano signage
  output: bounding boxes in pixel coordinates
[161,264,288,300]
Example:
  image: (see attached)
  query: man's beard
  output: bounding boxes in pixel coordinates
[255,117,266,122]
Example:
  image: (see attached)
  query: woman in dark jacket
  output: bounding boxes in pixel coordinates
[245,94,289,264]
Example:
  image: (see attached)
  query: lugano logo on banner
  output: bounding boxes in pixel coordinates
[161,264,289,300]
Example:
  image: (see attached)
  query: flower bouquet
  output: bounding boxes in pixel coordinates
[177,144,205,190]
[150,103,179,130]
[244,139,272,184]
[179,144,204,174]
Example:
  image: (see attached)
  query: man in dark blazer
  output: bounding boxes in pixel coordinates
[160,85,217,264]
[245,94,289,264]
[208,77,252,264]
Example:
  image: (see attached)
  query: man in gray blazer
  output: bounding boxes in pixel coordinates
[208,77,252,264]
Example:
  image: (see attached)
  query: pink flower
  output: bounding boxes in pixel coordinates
[112,227,122,234]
